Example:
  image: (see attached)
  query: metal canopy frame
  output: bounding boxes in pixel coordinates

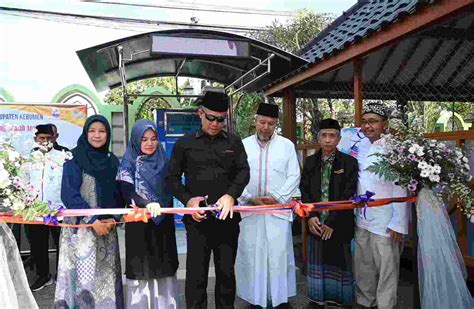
[77,29,308,146]
[115,44,275,143]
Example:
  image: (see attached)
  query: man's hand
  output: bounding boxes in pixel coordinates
[261,196,277,205]
[92,219,110,236]
[251,196,277,206]
[186,196,207,222]
[250,197,265,206]
[387,228,404,244]
[217,194,235,220]
[308,217,322,236]
[321,224,334,240]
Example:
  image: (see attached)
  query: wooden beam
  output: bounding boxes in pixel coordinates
[295,82,474,102]
[354,59,363,127]
[456,207,469,256]
[424,130,474,140]
[301,218,308,275]
[282,88,297,144]
[265,0,473,96]
[465,256,474,267]
[420,26,474,40]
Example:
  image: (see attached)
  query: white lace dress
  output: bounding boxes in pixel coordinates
[0,221,38,309]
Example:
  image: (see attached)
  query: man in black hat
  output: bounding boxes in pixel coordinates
[49,123,70,152]
[300,119,358,308]
[235,102,301,308]
[166,90,250,308]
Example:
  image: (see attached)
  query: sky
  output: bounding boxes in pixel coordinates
[0,0,357,102]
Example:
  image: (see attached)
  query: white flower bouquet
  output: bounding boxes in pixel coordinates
[0,129,71,221]
[367,119,473,222]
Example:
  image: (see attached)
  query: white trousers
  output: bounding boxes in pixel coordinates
[354,227,401,309]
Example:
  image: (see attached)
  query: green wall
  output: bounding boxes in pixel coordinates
[0,87,15,102]
[51,84,180,135]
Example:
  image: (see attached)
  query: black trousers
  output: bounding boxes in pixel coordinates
[29,224,60,277]
[185,219,240,309]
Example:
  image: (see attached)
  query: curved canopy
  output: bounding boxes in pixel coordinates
[76,28,308,93]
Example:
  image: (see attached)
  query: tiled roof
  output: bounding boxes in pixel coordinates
[299,0,438,62]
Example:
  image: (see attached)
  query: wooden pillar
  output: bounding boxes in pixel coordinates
[283,88,297,144]
[354,58,363,127]
[456,139,468,256]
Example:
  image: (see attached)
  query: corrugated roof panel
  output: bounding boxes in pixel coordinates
[299,0,438,62]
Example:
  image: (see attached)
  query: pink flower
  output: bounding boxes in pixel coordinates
[408,184,417,192]
[407,154,416,161]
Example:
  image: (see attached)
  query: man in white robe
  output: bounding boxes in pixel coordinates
[353,102,409,309]
[236,102,301,308]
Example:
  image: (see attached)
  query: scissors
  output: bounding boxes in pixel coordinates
[204,196,221,219]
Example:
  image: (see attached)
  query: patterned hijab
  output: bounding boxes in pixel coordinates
[118,119,172,207]
[71,115,119,208]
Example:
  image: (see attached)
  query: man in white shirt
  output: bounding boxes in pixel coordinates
[236,102,301,308]
[22,124,68,292]
[354,103,408,309]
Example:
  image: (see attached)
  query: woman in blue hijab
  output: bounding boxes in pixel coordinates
[117,119,179,308]
[55,115,124,308]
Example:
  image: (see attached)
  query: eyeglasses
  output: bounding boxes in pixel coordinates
[203,111,226,123]
[361,119,383,126]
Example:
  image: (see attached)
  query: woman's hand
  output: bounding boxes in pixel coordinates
[92,219,110,236]
[102,218,116,233]
[146,202,162,217]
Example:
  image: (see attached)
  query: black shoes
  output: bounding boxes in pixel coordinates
[30,274,53,292]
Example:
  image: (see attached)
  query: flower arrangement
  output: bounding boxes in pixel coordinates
[367,118,473,222]
[0,129,71,221]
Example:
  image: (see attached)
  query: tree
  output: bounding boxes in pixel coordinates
[250,9,333,54]
[242,9,333,141]
[104,77,183,120]
[407,101,474,132]
[232,93,264,138]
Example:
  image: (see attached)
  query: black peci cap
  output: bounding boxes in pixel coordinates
[197,91,229,112]
[256,102,279,118]
[319,118,341,131]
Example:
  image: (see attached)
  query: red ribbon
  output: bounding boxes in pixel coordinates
[0,196,417,227]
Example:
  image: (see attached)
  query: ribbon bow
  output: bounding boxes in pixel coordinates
[43,214,59,226]
[124,205,149,223]
[351,191,375,219]
[43,204,65,226]
[292,201,312,218]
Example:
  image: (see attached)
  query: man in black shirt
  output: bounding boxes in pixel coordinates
[166,91,250,309]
